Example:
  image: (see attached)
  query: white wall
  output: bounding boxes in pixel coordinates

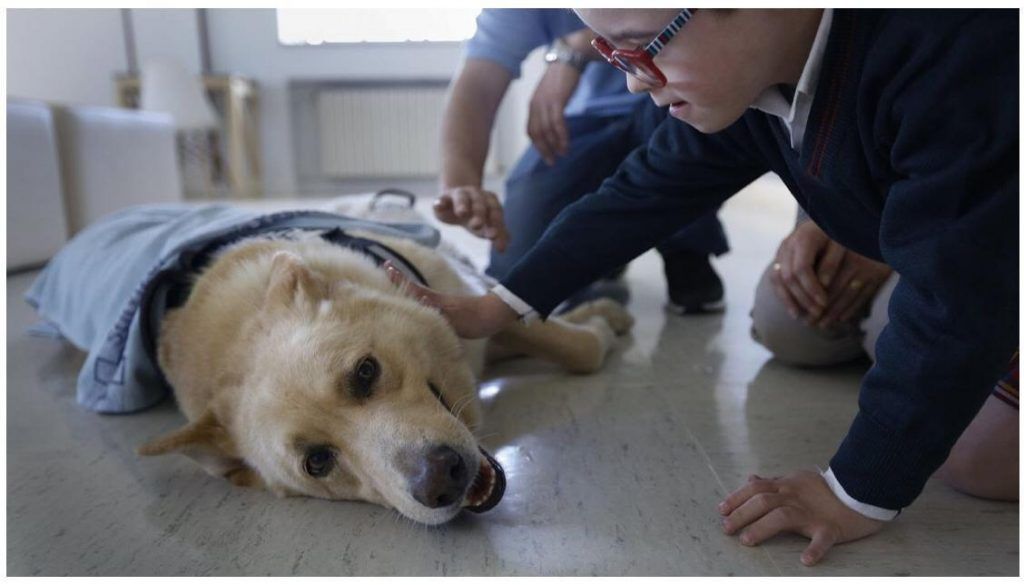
[6,8,543,198]
[131,9,203,75]
[206,8,540,197]
[6,9,127,107]
[6,8,203,105]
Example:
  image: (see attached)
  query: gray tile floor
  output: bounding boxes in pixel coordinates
[6,176,1018,575]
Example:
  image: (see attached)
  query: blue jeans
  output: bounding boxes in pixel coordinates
[486,98,728,281]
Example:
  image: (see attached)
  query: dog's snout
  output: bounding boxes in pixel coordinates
[410,445,470,509]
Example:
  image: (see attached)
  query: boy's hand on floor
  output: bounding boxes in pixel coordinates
[718,470,885,566]
[434,186,511,252]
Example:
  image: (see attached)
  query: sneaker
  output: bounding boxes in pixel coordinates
[662,250,725,314]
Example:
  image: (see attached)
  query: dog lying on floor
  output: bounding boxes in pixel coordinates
[135,209,633,525]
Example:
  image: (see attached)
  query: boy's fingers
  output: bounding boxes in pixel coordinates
[718,477,779,515]
[384,261,413,291]
[723,492,786,534]
[738,507,799,547]
[385,262,438,306]
[801,530,837,566]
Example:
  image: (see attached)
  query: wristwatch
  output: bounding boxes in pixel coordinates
[544,38,590,72]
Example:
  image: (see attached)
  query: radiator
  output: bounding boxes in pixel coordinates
[317,84,449,179]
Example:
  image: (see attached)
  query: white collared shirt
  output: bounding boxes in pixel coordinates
[750,8,833,151]
[489,8,897,522]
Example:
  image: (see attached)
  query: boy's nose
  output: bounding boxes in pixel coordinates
[626,74,656,94]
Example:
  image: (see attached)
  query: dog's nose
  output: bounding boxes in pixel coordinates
[410,445,470,509]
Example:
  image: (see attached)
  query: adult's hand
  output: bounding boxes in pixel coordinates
[770,220,841,321]
[383,261,519,339]
[527,61,581,165]
[433,186,511,252]
[816,251,892,329]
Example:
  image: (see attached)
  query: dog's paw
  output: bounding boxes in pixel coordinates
[562,298,634,336]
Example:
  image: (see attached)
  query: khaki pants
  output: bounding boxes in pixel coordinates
[749,263,899,366]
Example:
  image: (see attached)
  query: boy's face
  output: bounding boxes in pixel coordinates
[578,9,804,133]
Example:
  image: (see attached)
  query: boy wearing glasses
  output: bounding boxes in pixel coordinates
[394,9,1019,565]
[438,8,731,314]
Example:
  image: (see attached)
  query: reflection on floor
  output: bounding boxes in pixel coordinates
[6,175,1018,575]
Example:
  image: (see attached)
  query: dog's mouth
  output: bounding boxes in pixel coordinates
[462,447,506,513]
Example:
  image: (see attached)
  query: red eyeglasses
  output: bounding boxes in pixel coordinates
[591,9,696,88]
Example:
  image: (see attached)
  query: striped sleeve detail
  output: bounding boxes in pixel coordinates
[992,351,1019,409]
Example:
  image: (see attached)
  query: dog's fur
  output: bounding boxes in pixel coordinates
[138,230,632,524]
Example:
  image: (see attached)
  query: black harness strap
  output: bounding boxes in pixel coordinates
[319,227,430,288]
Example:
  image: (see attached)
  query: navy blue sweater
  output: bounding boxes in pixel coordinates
[501,9,1019,510]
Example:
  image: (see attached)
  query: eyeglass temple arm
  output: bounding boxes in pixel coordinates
[643,8,696,57]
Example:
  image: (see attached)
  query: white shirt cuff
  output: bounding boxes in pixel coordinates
[490,284,538,323]
[822,467,900,521]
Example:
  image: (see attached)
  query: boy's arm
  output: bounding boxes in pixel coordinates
[827,12,1019,512]
[499,115,768,317]
[393,115,768,339]
[711,12,1017,567]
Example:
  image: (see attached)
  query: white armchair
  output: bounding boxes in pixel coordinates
[7,100,68,270]
[7,99,184,270]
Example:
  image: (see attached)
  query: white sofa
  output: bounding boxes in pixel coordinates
[7,99,183,271]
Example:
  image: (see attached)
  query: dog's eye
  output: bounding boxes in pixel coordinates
[303,447,335,478]
[350,356,379,398]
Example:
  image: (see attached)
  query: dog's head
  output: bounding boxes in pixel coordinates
[140,251,504,524]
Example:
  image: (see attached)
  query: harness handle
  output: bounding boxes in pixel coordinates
[370,188,417,211]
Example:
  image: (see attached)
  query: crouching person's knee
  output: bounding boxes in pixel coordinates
[749,266,865,367]
[935,396,1019,502]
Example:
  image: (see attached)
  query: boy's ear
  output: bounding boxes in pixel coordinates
[263,251,327,313]
[137,409,264,488]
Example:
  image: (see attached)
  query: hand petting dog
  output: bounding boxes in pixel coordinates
[384,261,518,339]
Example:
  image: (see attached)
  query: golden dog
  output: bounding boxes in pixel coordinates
[137,230,632,524]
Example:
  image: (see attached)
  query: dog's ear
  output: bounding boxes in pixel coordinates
[263,251,326,313]
[137,409,264,489]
